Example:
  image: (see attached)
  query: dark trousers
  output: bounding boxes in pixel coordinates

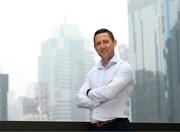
[91,118,132,131]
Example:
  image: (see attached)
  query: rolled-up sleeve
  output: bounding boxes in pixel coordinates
[76,77,101,109]
[88,63,133,102]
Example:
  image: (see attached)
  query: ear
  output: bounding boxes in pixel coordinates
[113,39,117,47]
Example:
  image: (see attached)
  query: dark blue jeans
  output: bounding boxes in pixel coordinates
[91,118,132,131]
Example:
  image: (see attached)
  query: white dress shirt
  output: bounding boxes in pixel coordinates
[76,54,133,123]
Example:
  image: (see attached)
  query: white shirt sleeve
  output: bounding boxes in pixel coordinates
[88,62,133,102]
[76,77,101,109]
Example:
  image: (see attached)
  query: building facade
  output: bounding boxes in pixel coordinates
[38,22,95,121]
[128,0,180,122]
[0,74,8,120]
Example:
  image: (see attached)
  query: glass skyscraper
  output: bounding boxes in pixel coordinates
[0,74,8,120]
[128,0,180,122]
[38,22,95,121]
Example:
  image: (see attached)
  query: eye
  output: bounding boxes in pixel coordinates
[95,42,101,46]
[103,40,109,44]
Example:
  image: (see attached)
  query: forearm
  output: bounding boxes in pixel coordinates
[76,93,101,109]
[88,67,133,102]
[76,77,101,109]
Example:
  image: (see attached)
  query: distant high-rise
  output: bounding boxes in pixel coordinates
[118,44,129,62]
[16,96,48,121]
[8,91,17,120]
[34,82,48,115]
[38,22,95,121]
[164,0,180,122]
[0,74,8,120]
[0,63,2,73]
[128,0,180,122]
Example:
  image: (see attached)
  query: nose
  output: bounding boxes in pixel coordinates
[100,43,105,49]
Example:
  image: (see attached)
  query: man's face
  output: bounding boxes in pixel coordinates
[94,33,117,60]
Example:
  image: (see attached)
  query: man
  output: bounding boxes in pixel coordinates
[76,28,133,131]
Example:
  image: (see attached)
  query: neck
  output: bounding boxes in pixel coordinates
[102,53,114,67]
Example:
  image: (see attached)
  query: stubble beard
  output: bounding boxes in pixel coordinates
[101,51,114,66]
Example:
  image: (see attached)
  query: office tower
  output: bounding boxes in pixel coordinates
[39,22,95,121]
[15,82,48,121]
[24,82,48,120]
[128,0,180,122]
[118,44,129,62]
[0,63,2,72]
[17,96,48,121]
[34,82,48,115]
[8,91,18,120]
[0,74,8,120]
[164,0,180,122]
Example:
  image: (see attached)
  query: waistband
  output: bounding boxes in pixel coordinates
[91,118,128,128]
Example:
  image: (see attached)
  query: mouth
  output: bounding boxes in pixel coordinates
[100,49,108,53]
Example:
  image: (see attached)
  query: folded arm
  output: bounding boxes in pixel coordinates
[88,63,133,102]
[76,78,101,109]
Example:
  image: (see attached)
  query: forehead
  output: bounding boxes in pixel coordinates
[94,33,110,42]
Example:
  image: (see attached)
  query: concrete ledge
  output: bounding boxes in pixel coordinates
[0,121,180,131]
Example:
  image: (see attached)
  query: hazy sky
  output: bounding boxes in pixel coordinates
[0,0,128,97]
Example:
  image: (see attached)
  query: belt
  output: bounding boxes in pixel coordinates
[91,118,120,128]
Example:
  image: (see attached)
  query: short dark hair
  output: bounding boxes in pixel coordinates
[93,28,115,42]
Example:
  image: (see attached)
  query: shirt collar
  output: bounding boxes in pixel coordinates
[97,54,119,69]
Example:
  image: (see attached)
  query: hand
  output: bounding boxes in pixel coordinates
[108,80,112,84]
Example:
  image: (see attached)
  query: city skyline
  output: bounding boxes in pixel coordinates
[1,0,179,123]
[0,0,128,97]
